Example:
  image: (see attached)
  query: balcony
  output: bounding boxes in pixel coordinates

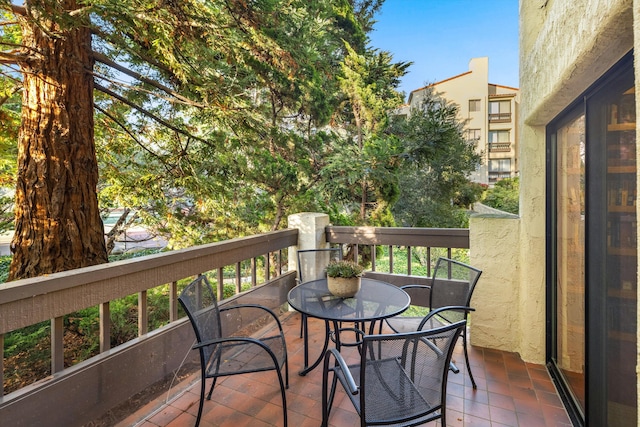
[118,313,572,426]
[488,112,512,123]
[0,221,572,426]
[489,172,513,183]
[488,142,512,152]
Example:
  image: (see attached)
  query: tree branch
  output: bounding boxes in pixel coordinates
[90,28,177,79]
[0,50,25,64]
[94,104,167,164]
[94,82,209,144]
[92,52,205,107]
[7,4,26,16]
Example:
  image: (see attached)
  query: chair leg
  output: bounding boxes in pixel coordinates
[206,377,217,400]
[322,368,339,426]
[195,374,206,427]
[276,368,288,427]
[462,329,477,389]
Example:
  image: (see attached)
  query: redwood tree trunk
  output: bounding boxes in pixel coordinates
[9,1,107,280]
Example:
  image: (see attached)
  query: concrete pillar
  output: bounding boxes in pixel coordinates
[287,212,330,274]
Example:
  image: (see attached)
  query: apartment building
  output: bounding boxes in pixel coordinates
[400,57,519,185]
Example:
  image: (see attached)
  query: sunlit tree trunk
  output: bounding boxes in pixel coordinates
[9,0,107,280]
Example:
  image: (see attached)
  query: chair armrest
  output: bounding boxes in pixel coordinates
[419,305,474,330]
[400,284,431,291]
[194,335,267,350]
[219,303,285,330]
[323,348,358,395]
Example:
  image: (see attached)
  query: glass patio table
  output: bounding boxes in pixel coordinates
[287,277,410,375]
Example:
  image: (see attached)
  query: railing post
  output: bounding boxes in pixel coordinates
[371,245,376,270]
[0,333,3,396]
[169,281,178,322]
[138,291,148,336]
[235,262,241,293]
[265,254,270,281]
[287,212,330,276]
[251,257,257,287]
[51,317,64,373]
[217,268,224,301]
[100,302,110,353]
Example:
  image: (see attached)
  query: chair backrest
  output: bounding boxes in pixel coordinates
[296,247,343,283]
[359,321,466,425]
[178,276,222,362]
[430,257,482,311]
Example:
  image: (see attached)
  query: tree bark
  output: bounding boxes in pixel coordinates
[9,0,107,280]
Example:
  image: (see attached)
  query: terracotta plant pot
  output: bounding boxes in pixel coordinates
[327,276,361,298]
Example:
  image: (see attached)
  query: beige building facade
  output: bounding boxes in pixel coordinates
[403,57,520,185]
[469,1,639,426]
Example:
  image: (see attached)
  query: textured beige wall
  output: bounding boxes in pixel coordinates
[467,0,635,364]
[469,214,521,352]
[519,0,633,365]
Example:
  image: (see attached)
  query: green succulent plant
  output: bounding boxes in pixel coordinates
[325,260,364,278]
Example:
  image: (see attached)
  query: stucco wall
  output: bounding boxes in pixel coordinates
[521,0,633,126]
[520,0,634,365]
[468,0,635,364]
[525,0,634,363]
[469,214,521,353]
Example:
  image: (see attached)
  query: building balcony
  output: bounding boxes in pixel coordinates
[488,113,512,123]
[0,220,572,426]
[488,142,512,152]
[489,172,513,183]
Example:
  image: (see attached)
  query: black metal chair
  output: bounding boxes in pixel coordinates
[296,248,343,338]
[322,320,466,427]
[178,276,289,427]
[385,257,482,388]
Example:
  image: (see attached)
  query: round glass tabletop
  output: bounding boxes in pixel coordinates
[287,278,410,322]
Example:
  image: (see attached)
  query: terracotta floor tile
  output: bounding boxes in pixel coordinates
[462,414,493,426]
[123,312,573,427]
[488,391,515,411]
[464,386,489,404]
[490,405,519,426]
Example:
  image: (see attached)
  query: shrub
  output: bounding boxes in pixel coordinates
[325,260,364,278]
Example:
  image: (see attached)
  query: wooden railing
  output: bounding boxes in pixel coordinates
[0,225,469,426]
[488,142,512,152]
[488,112,512,122]
[0,229,298,426]
[327,226,470,286]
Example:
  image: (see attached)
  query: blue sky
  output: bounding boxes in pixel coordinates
[369,0,519,100]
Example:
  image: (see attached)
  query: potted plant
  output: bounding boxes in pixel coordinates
[325,260,364,298]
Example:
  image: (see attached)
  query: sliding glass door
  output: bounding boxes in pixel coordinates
[548,52,636,426]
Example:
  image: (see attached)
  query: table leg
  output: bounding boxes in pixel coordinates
[299,318,331,376]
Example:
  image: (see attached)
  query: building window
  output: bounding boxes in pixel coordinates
[489,158,511,172]
[488,159,511,182]
[489,100,512,122]
[489,130,510,142]
[467,128,481,140]
[469,99,481,112]
[488,130,511,151]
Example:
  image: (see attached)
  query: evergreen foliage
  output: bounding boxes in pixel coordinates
[482,177,519,214]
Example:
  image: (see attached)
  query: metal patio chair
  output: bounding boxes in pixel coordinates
[296,247,343,338]
[178,276,289,427]
[385,257,482,388]
[322,320,466,427]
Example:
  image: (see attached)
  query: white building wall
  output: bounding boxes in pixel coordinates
[406,57,519,185]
